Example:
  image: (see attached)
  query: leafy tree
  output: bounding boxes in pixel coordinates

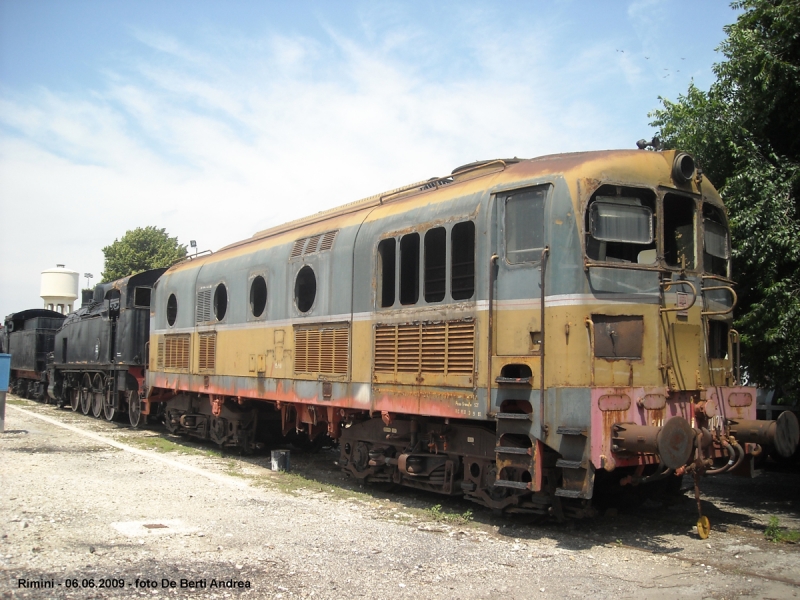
[101,226,187,282]
[649,0,800,398]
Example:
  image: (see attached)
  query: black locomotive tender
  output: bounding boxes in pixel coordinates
[4,269,165,423]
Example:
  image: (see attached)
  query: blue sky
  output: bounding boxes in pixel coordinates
[0,0,741,318]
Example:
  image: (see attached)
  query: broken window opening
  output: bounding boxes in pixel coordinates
[451,221,475,300]
[377,238,396,308]
[703,204,730,277]
[295,266,317,313]
[166,294,178,326]
[663,194,696,269]
[399,233,420,305]
[708,320,730,360]
[213,283,228,321]
[424,227,446,303]
[250,275,267,318]
[505,186,547,264]
[586,185,657,264]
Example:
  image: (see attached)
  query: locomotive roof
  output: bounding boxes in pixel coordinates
[4,308,66,327]
[167,148,721,273]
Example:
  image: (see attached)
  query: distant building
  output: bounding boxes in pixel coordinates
[41,264,79,314]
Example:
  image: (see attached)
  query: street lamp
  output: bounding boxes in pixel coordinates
[84,273,93,289]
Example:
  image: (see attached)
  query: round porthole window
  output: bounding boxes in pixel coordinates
[167,293,178,326]
[250,275,267,318]
[214,283,228,321]
[294,266,316,313]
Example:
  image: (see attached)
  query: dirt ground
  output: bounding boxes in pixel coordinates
[1,395,799,600]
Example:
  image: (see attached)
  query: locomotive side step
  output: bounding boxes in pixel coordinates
[494,480,529,490]
[495,446,531,455]
[555,488,583,498]
[556,426,587,436]
[496,412,531,421]
[555,459,586,469]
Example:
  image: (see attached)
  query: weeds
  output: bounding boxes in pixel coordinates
[427,504,473,525]
[764,517,800,543]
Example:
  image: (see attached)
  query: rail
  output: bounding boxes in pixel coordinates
[539,247,549,438]
[660,280,697,313]
[700,285,737,316]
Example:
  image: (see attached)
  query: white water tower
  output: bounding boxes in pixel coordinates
[41,264,79,314]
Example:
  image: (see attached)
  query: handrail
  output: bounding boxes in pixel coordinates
[701,274,736,285]
[700,285,737,316]
[487,255,499,416]
[583,259,664,273]
[729,328,741,385]
[660,280,697,313]
[539,247,549,438]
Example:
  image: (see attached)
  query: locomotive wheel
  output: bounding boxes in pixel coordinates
[80,374,92,415]
[103,390,117,422]
[128,390,144,428]
[91,374,104,419]
[69,388,80,412]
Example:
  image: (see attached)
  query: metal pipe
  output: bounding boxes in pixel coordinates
[706,439,736,475]
[729,441,746,472]
[487,255,498,416]
[585,317,595,387]
[539,247,549,438]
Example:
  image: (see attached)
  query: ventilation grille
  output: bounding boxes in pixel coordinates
[198,332,216,372]
[374,320,475,375]
[289,230,339,260]
[162,334,190,370]
[196,288,212,323]
[294,324,349,375]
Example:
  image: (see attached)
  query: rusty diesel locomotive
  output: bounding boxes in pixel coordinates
[134,149,796,516]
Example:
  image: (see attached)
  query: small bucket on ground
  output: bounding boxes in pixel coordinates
[271,449,290,472]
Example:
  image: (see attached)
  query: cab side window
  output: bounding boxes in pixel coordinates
[504,186,547,264]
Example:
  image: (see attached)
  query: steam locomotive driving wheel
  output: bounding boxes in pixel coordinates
[128,390,144,428]
[69,387,80,412]
[79,373,92,415]
[91,374,104,419]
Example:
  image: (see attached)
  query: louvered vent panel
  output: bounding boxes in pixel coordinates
[374,325,398,373]
[195,288,212,323]
[290,239,306,258]
[164,334,190,370]
[421,322,446,373]
[306,329,321,372]
[198,333,216,372]
[157,337,165,369]
[446,321,475,374]
[334,328,349,374]
[373,320,475,376]
[294,325,349,375]
[295,328,308,372]
[320,230,338,251]
[320,329,334,373]
[397,324,421,373]
[304,234,322,255]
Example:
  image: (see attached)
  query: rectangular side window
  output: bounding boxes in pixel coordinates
[377,239,396,308]
[585,186,657,264]
[505,187,547,263]
[451,221,475,300]
[400,233,420,305]
[703,204,730,277]
[134,287,152,308]
[424,227,446,303]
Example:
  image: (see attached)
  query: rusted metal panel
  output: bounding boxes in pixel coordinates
[591,315,644,359]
